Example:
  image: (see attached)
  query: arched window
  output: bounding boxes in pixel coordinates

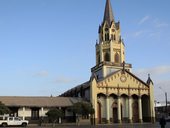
[104,52,110,61]
[105,33,109,41]
[115,53,120,63]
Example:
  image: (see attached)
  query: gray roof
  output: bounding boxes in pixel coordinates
[61,81,90,96]
[0,96,82,107]
[103,0,114,25]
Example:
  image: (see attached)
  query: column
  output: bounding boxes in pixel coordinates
[93,98,97,125]
[41,107,44,117]
[117,96,121,123]
[128,97,132,123]
[106,96,110,123]
[59,107,62,124]
[138,96,143,123]
[22,107,25,120]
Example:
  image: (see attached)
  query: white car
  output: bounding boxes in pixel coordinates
[0,117,29,127]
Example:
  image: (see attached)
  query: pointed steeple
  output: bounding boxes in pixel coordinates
[103,0,115,25]
[146,74,154,85]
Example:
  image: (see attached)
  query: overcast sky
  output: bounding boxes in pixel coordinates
[0,0,170,102]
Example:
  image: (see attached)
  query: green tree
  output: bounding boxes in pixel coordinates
[46,108,64,126]
[71,102,95,116]
[71,102,95,125]
[0,101,10,115]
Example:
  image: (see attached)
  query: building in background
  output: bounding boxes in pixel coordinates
[155,101,170,121]
[0,96,82,123]
[60,0,155,124]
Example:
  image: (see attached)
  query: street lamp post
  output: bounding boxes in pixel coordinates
[165,92,168,116]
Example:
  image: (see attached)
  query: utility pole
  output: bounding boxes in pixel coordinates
[165,92,168,116]
[159,87,168,117]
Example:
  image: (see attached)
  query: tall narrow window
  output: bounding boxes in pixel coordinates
[105,33,109,41]
[104,52,110,61]
[114,35,116,40]
[111,34,114,40]
[115,53,120,63]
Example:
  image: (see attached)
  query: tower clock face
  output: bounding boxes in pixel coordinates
[120,75,127,82]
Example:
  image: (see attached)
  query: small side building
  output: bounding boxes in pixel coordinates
[0,96,82,123]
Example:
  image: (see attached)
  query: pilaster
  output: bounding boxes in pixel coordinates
[22,107,25,120]
[117,96,122,123]
[40,107,44,117]
[128,96,132,123]
[106,96,110,124]
[138,96,143,123]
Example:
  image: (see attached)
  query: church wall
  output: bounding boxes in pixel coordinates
[39,108,48,117]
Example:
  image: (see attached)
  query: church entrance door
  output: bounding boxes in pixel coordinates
[132,101,139,122]
[112,102,118,123]
[113,107,118,123]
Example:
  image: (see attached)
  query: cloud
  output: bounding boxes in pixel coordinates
[133,66,170,101]
[133,65,170,82]
[133,16,169,39]
[154,79,170,102]
[133,30,144,37]
[155,23,169,28]
[34,70,49,77]
[138,16,150,25]
[54,76,75,84]
[153,19,169,28]
[134,65,170,76]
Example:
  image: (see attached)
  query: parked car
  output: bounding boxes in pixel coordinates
[0,116,29,127]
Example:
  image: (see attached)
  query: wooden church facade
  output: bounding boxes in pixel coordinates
[60,0,155,124]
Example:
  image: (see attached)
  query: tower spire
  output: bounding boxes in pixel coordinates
[103,0,114,25]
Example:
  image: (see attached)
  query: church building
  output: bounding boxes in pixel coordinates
[60,0,155,124]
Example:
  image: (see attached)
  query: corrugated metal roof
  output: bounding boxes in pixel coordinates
[0,96,82,107]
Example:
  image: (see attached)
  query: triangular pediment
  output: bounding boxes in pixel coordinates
[97,70,149,90]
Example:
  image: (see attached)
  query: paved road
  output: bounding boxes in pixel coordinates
[24,122,170,128]
[2,122,169,128]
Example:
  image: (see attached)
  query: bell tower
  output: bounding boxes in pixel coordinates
[91,0,132,80]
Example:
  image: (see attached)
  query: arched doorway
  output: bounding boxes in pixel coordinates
[142,95,150,122]
[132,95,139,122]
[97,93,106,124]
[112,102,118,123]
[97,102,101,124]
[110,94,118,123]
